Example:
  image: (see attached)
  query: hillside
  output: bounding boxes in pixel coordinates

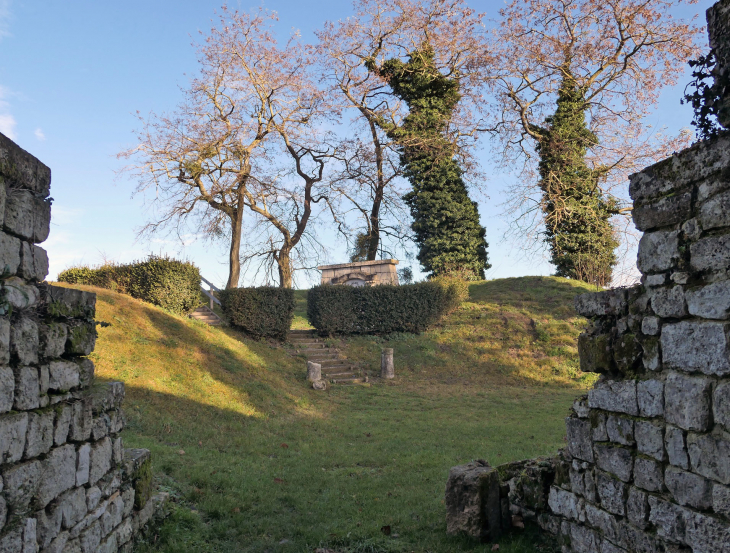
[60,276,596,553]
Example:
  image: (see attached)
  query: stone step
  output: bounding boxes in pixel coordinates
[324,371,358,379]
[316,358,349,367]
[331,377,368,384]
[298,348,337,355]
[288,330,316,336]
[293,343,326,349]
[189,306,223,326]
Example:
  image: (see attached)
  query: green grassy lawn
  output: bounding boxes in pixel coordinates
[64,276,595,552]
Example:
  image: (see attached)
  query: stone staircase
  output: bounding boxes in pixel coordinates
[190,305,223,326]
[287,329,367,385]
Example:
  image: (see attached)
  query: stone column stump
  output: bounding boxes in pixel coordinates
[381,348,394,379]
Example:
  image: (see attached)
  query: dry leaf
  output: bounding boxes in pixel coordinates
[178,449,185,455]
[280,443,289,449]
[491,545,500,551]
[274,477,285,484]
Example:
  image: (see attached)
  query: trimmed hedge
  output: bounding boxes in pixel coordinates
[219,287,295,341]
[307,282,458,335]
[58,256,201,315]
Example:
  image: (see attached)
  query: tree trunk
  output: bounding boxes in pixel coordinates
[226,205,244,289]
[366,119,384,261]
[277,246,293,289]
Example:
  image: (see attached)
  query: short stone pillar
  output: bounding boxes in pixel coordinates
[307,361,322,382]
[381,348,394,379]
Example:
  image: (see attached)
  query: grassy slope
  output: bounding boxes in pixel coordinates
[63,276,595,553]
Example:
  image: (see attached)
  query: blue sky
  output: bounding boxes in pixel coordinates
[0,0,715,288]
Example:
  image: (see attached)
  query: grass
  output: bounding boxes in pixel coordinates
[59,276,596,553]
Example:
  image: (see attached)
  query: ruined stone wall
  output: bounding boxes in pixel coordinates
[0,133,166,553]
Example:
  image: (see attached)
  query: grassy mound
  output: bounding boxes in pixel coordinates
[59,276,595,553]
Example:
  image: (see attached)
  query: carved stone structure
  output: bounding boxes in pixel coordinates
[446,3,730,550]
[0,133,167,552]
[318,259,399,286]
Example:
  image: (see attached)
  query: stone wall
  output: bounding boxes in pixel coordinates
[0,132,167,553]
[318,259,399,286]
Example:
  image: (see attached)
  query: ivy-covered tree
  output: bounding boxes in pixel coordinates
[532,73,619,286]
[368,46,490,279]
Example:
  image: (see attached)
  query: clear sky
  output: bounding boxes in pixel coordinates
[0,0,715,288]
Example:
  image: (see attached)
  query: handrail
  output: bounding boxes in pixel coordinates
[200,276,222,309]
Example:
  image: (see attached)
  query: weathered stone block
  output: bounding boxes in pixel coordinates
[714,381,730,432]
[444,461,503,541]
[3,459,42,512]
[651,286,687,318]
[0,132,52,195]
[548,486,581,520]
[713,483,730,517]
[75,359,94,389]
[38,323,67,359]
[69,399,92,442]
[634,457,664,492]
[100,495,124,535]
[19,243,48,282]
[687,431,730,485]
[4,189,34,240]
[588,379,638,416]
[0,231,20,275]
[0,366,13,413]
[641,316,660,335]
[606,415,634,446]
[633,191,692,231]
[691,233,730,273]
[584,502,619,542]
[643,336,661,371]
[86,487,102,511]
[666,425,690,470]
[566,417,594,462]
[0,525,22,552]
[89,437,112,485]
[0,412,28,463]
[76,443,90,486]
[662,321,730,376]
[36,445,77,508]
[626,487,649,529]
[568,522,602,553]
[596,470,626,515]
[89,382,124,415]
[53,403,72,446]
[637,230,680,273]
[79,520,101,553]
[649,495,730,552]
[2,277,39,310]
[592,411,609,442]
[65,322,96,356]
[699,188,730,230]
[595,445,633,482]
[613,334,641,373]
[43,285,95,320]
[578,333,612,373]
[47,360,80,392]
[57,487,87,530]
[664,372,713,431]
[574,289,628,317]
[665,466,714,509]
[686,280,730,320]
[24,410,54,458]
[13,366,39,410]
[0,318,9,365]
[637,379,663,418]
[635,420,665,461]
[10,316,38,366]
[35,506,62,548]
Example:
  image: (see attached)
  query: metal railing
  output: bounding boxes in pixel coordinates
[200,276,222,310]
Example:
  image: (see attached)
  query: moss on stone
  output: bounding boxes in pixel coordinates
[133,454,153,510]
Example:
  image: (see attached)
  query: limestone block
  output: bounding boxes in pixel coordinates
[699,188,730,230]
[2,277,39,310]
[112,438,123,465]
[633,457,664,492]
[651,286,687,318]
[637,230,680,273]
[100,495,124,535]
[47,361,79,393]
[75,443,91,487]
[0,366,13,413]
[566,418,594,462]
[0,318,9,366]
[612,334,641,373]
[649,496,730,552]
[635,421,665,462]
[588,379,638,416]
[444,461,503,541]
[713,483,730,517]
[641,316,660,335]
[584,469,597,503]
[78,520,101,553]
[24,411,54,458]
[0,526,22,552]
[65,322,95,357]
[600,541,627,553]
[0,231,20,275]
[97,533,117,553]
[665,466,713,510]
[121,488,134,519]
[570,466,585,496]
[38,323,67,359]
[36,445,77,508]
[75,359,94,389]
[0,412,28,463]
[3,459,42,512]
[574,289,627,317]
[596,470,626,515]
[687,431,730,485]
[0,496,5,533]
[89,382,124,415]
[35,507,62,549]
[86,487,102,512]
[595,445,633,482]
[687,280,730,320]
[57,488,86,530]
[53,403,72,446]
[716,381,730,432]
[578,333,612,373]
[114,518,132,546]
[645,274,667,288]
[662,321,730,376]
[592,412,609,442]
[89,437,112,485]
[19,243,48,282]
[13,366,39,410]
[664,372,713,431]
[10,316,38,366]
[606,415,634,446]
[0,133,52,195]
[633,191,692,231]
[4,189,34,240]
[91,414,110,441]
[626,487,649,529]
[97,469,121,498]
[666,426,690,470]
[43,285,95,320]
[572,397,590,418]
[547,486,582,520]
[637,379,663,418]
[45,531,69,553]
[568,522,602,553]
[691,233,730,273]
[584,503,619,543]
[69,400,92,442]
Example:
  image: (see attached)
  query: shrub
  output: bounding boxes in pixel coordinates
[307,282,456,335]
[430,275,469,310]
[58,256,201,315]
[219,287,295,341]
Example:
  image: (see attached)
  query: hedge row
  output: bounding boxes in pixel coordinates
[58,256,201,315]
[307,281,460,335]
[219,287,295,341]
